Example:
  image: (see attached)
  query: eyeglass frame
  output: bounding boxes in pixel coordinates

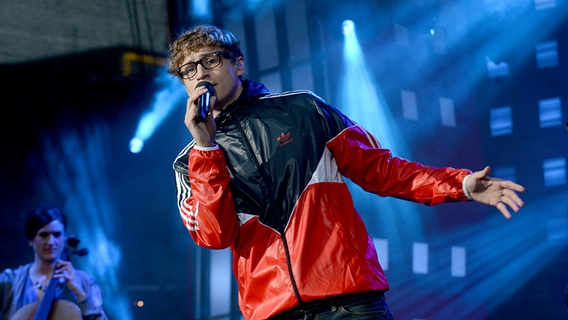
[176,51,234,79]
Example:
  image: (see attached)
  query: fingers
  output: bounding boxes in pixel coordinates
[54,260,75,278]
[468,167,492,191]
[185,88,216,130]
[500,180,526,193]
[185,87,208,121]
[187,87,210,111]
[480,166,491,178]
[495,182,525,211]
[472,166,491,180]
[495,188,524,219]
[498,197,519,215]
[502,188,525,208]
[496,202,512,219]
[56,259,73,268]
[184,97,199,127]
[184,89,217,147]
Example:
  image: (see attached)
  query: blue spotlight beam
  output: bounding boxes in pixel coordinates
[337,20,410,158]
[130,69,186,153]
[337,19,426,262]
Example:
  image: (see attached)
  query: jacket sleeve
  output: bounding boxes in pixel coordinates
[76,270,108,320]
[173,145,239,249]
[326,124,472,206]
[0,268,14,320]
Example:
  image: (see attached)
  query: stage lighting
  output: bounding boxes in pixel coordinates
[129,69,185,153]
[192,0,212,21]
[536,40,559,69]
[490,106,513,137]
[129,138,144,154]
[539,97,562,128]
[342,20,354,36]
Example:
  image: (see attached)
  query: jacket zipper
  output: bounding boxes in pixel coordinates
[227,110,305,305]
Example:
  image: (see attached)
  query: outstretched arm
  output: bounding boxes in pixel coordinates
[465,166,525,219]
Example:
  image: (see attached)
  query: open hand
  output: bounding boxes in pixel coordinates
[465,166,525,219]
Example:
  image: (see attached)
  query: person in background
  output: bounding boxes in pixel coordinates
[169,24,525,320]
[0,204,108,320]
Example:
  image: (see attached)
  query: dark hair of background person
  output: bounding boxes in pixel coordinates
[25,204,67,240]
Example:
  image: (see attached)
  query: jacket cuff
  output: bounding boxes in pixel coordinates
[193,144,219,151]
[462,174,473,200]
[77,295,95,314]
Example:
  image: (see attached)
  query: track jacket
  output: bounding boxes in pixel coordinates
[173,79,472,319]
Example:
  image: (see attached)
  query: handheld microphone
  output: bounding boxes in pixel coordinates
[195,81,214,122]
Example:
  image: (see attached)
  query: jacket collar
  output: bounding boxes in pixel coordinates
[216,79,270,124]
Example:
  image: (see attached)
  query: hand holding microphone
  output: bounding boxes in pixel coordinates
[184,81,217,148]
[195,81,215,122]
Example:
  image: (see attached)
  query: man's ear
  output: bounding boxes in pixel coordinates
[236,57,245,75]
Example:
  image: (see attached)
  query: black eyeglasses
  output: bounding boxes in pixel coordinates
[176,51,233,79]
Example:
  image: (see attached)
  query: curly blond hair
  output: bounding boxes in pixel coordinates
[167,24,242,79]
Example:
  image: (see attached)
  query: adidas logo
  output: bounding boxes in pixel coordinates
[276,132,294,147]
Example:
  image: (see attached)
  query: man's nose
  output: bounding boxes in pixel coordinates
[194,63,209,80]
